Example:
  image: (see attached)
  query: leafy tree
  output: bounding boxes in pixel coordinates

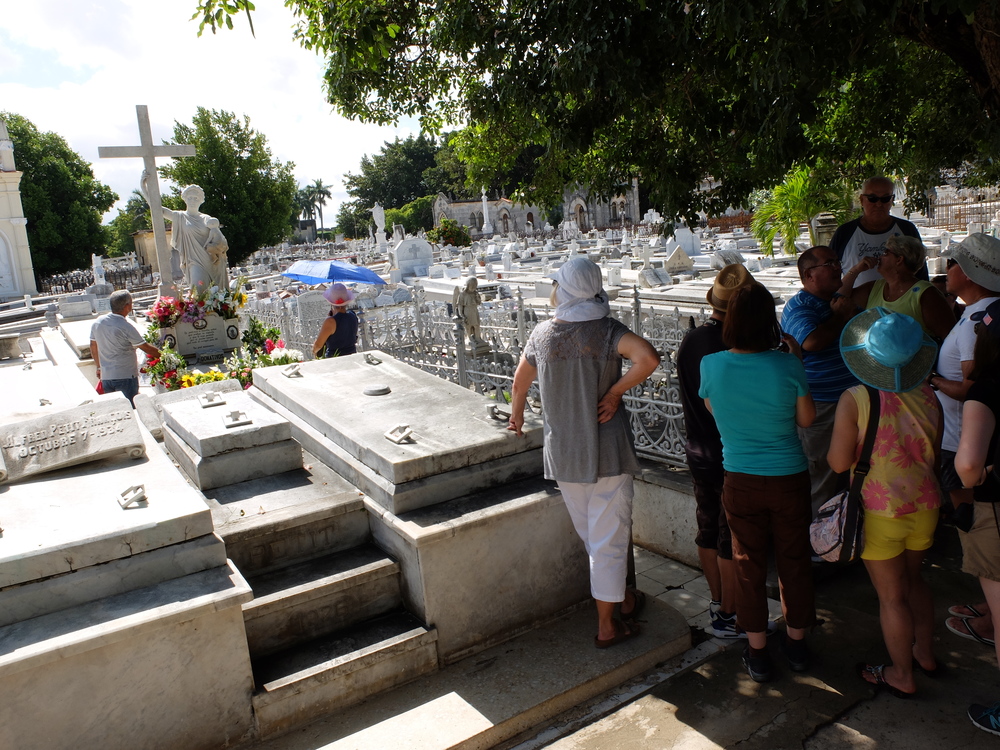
[750,169,856,256]
[106,190,152,257]
[426,218,471,247]
[195,1,1000,219]
[295,186,316,221]
[158,107,297,264]
[343,134,440,210]
[1,112,117,276]
[308,178,332,229]
[383,195,435,235]
[334,200,371,239]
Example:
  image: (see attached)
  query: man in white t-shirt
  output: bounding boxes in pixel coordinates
[928,233,1000,516]
[830,176,921,287]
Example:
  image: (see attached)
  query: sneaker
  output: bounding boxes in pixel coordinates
[781,634,809,672]
[969,702,1000,736]
[713,610,779,639]
[742,644,773,683]
[711,609,742,639]
[709,600,722,619]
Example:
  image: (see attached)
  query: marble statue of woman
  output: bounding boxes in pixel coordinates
[141,171,229,291]
[453,276,483,345]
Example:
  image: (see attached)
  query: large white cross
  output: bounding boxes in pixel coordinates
[99,105,195,298]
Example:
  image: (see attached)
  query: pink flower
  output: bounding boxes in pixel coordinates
[915,476,940,509]
[895,500,917,515]
[264,339,275,354]
[864,480,892,510]
[873,424,898,457]
[891,434,926,470]
[277,339,285,348]
[880,392,901,417]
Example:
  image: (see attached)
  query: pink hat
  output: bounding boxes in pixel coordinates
[323,283,355,306]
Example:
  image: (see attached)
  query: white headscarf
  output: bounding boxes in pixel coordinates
[551,257,611,322]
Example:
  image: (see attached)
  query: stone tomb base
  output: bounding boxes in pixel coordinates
[0,419,254,749]
[161,390,302,490]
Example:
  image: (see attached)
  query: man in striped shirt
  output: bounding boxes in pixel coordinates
[781,246,860,517]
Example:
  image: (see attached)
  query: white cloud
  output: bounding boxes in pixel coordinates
[0,0,422,223]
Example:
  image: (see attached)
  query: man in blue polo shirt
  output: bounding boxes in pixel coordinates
[781,246,859,516]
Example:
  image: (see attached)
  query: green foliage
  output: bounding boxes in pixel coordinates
[426,218,471,247]
[344,134,440,209]
[240,316,282,357]
[750,169,856,256]
[307,178,332,229]
[106,190,151,257]
[158,108,297,264]
[1,112,117,276]
[334,200,372,239]
[385,195,435,235]
[194,1,1000,221]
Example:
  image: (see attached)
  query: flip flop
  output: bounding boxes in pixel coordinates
[619,589,647,623]
[858,663,916,699]
[948,604,987,619]
[595,618,640,649]
[946,616,996,646]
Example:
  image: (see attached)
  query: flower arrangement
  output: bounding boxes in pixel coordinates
[146,276,249,329]
[141,346,187,391]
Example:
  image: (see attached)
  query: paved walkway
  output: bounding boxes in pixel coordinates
[519,522,998,749]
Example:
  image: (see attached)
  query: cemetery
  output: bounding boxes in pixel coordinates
[3,101,1000,748]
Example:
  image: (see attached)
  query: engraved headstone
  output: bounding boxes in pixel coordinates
[391,238,435,276]
[0,396,145,484]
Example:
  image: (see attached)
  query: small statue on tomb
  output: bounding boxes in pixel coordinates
[142,172,229,291]
[453,276,483,347]
[371,202,386,243]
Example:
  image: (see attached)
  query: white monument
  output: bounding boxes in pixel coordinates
[0,117,38,299]
[479,187,494,236]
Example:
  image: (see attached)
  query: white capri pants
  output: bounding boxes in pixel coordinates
[557,474,634,603]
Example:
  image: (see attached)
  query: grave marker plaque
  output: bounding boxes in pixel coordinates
[0,398,145,483]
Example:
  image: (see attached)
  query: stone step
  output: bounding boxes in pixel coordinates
[243,544,402,658]
[251,610,438,740]
[246,597,691,750]
[203,458,370,577]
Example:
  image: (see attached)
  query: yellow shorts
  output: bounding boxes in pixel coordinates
[861,508,939,561]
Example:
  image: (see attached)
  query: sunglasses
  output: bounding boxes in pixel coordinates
[808,259,841,271]
[861,193,894,203]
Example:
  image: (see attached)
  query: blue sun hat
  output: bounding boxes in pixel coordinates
[840,308,938,392]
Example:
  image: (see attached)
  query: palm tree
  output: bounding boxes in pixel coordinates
[308,179,332,230]
[296,187,316,222]
[750,168,855,256]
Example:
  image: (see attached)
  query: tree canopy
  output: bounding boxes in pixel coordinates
[196,1,1000,220]
[1,112,117,276]
[158,107,296,264]
[106,190,151,258]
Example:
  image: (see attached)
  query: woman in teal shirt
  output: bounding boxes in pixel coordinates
[700,282,816,683]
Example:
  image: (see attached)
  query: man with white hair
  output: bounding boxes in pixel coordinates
[90,290,160,407]
[831,176,921,287]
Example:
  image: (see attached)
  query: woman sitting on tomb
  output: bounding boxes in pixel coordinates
[840,235,955,342]
[312,283,359,358]
[698,281,816,683]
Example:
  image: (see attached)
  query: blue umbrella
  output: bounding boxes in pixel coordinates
[281,259,386,286]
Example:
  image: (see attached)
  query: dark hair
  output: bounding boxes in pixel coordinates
[722,284,780,351]
[796,246,829,280]
[971,324,1000,380]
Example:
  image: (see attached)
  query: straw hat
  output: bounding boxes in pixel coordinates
[942,233,1000,292]
[323,282,355,306]
[707,264,755,311]
[840,308,938,392]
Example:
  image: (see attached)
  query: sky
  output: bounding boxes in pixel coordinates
[0,0,421,224]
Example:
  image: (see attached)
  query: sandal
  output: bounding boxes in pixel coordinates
[858,663,916,699]
[948,603,987,619]
[946,616,996,646]
[619,589,646,623]
[595,618,640,649]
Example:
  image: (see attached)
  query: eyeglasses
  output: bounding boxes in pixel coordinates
[861,193,894,203]
[808,259,841,271]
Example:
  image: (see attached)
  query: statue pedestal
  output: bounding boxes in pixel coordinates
[160,313,241,361]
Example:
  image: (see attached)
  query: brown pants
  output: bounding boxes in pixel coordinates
[723,471,816,633]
